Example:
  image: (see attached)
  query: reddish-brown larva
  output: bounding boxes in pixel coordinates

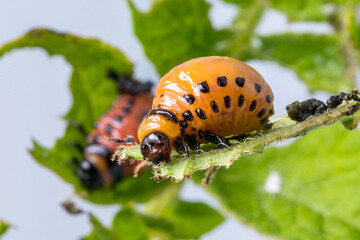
[75,73,153,189]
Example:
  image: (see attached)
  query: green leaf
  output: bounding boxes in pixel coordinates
[112,208,149,240]
[128,0,229,76]
[0,28,132,127]
[115,99,360,181]
[252,33,354,92]
[112,207,174,240]
[141,183,224,239]
[140,215,174,239]
[111,201,223,240]
[0,221,9,239]
[200,122,360,240]
[268,0,360,22]
[30,127,167,205]
[0,29,168,204]
[163,200,225,239]
[82,215,118,240]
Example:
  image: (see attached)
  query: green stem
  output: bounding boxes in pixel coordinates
[331,5,358,85]
[142,183,183,240]
[226,1,265,59]
[143,182,183,216]
[116,96,360,181]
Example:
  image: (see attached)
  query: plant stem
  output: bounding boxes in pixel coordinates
[226,1,265,59]
[142,182,183,240]
[331,4,358,86]
[143,182,183,216]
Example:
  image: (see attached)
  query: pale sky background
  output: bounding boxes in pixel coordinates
[0,0,357,239]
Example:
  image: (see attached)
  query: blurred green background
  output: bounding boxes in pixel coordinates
[0,0,359,239]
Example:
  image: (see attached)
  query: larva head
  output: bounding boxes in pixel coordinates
[140,131,171,165]
[76,159,104,190]
[77,145,113,190]
[138,113,181,165]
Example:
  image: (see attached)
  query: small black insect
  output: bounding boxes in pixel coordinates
[286,98,327,122]
[286,89,360,122]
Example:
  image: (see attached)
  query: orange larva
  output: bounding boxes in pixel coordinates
[138,56,274,165]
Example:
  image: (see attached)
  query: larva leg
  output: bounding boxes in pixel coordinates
[183,145,190,158]
[184,134,200,153]
[204,130,230,149]
[173,137,185,155]
[195,142,201,154]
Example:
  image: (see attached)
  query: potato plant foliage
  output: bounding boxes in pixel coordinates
[1,0,360,239]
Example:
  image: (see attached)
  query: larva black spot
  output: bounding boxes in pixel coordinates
[160,94,164,97]
[260,117,269,125]
[238,95,245,107]
[184,94,195,104]
[195,108,207,120]
[182,110,194,121]
[181,128,186,137]
[257,108,266,118]
[250,100,257,111]
[217,76,227,87]
[266,95,272,103]
[224,95,231,108]
[126,99,135,107]
[121,108,130,114]
[191,127,197,132]
[235,77,245,87]
[219,123,223,127]
[228,121,232,124]
[210,101,219,113]
[105,125,113,135]
[179,120,188,129]
[93,135,100,143]
[184,134,198,149]
[198,130,205,139]
[255,83,262,93]
[173,137,183,150]
[269,109,274,115]
[198,81,210,93]
[113,116,122,123]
